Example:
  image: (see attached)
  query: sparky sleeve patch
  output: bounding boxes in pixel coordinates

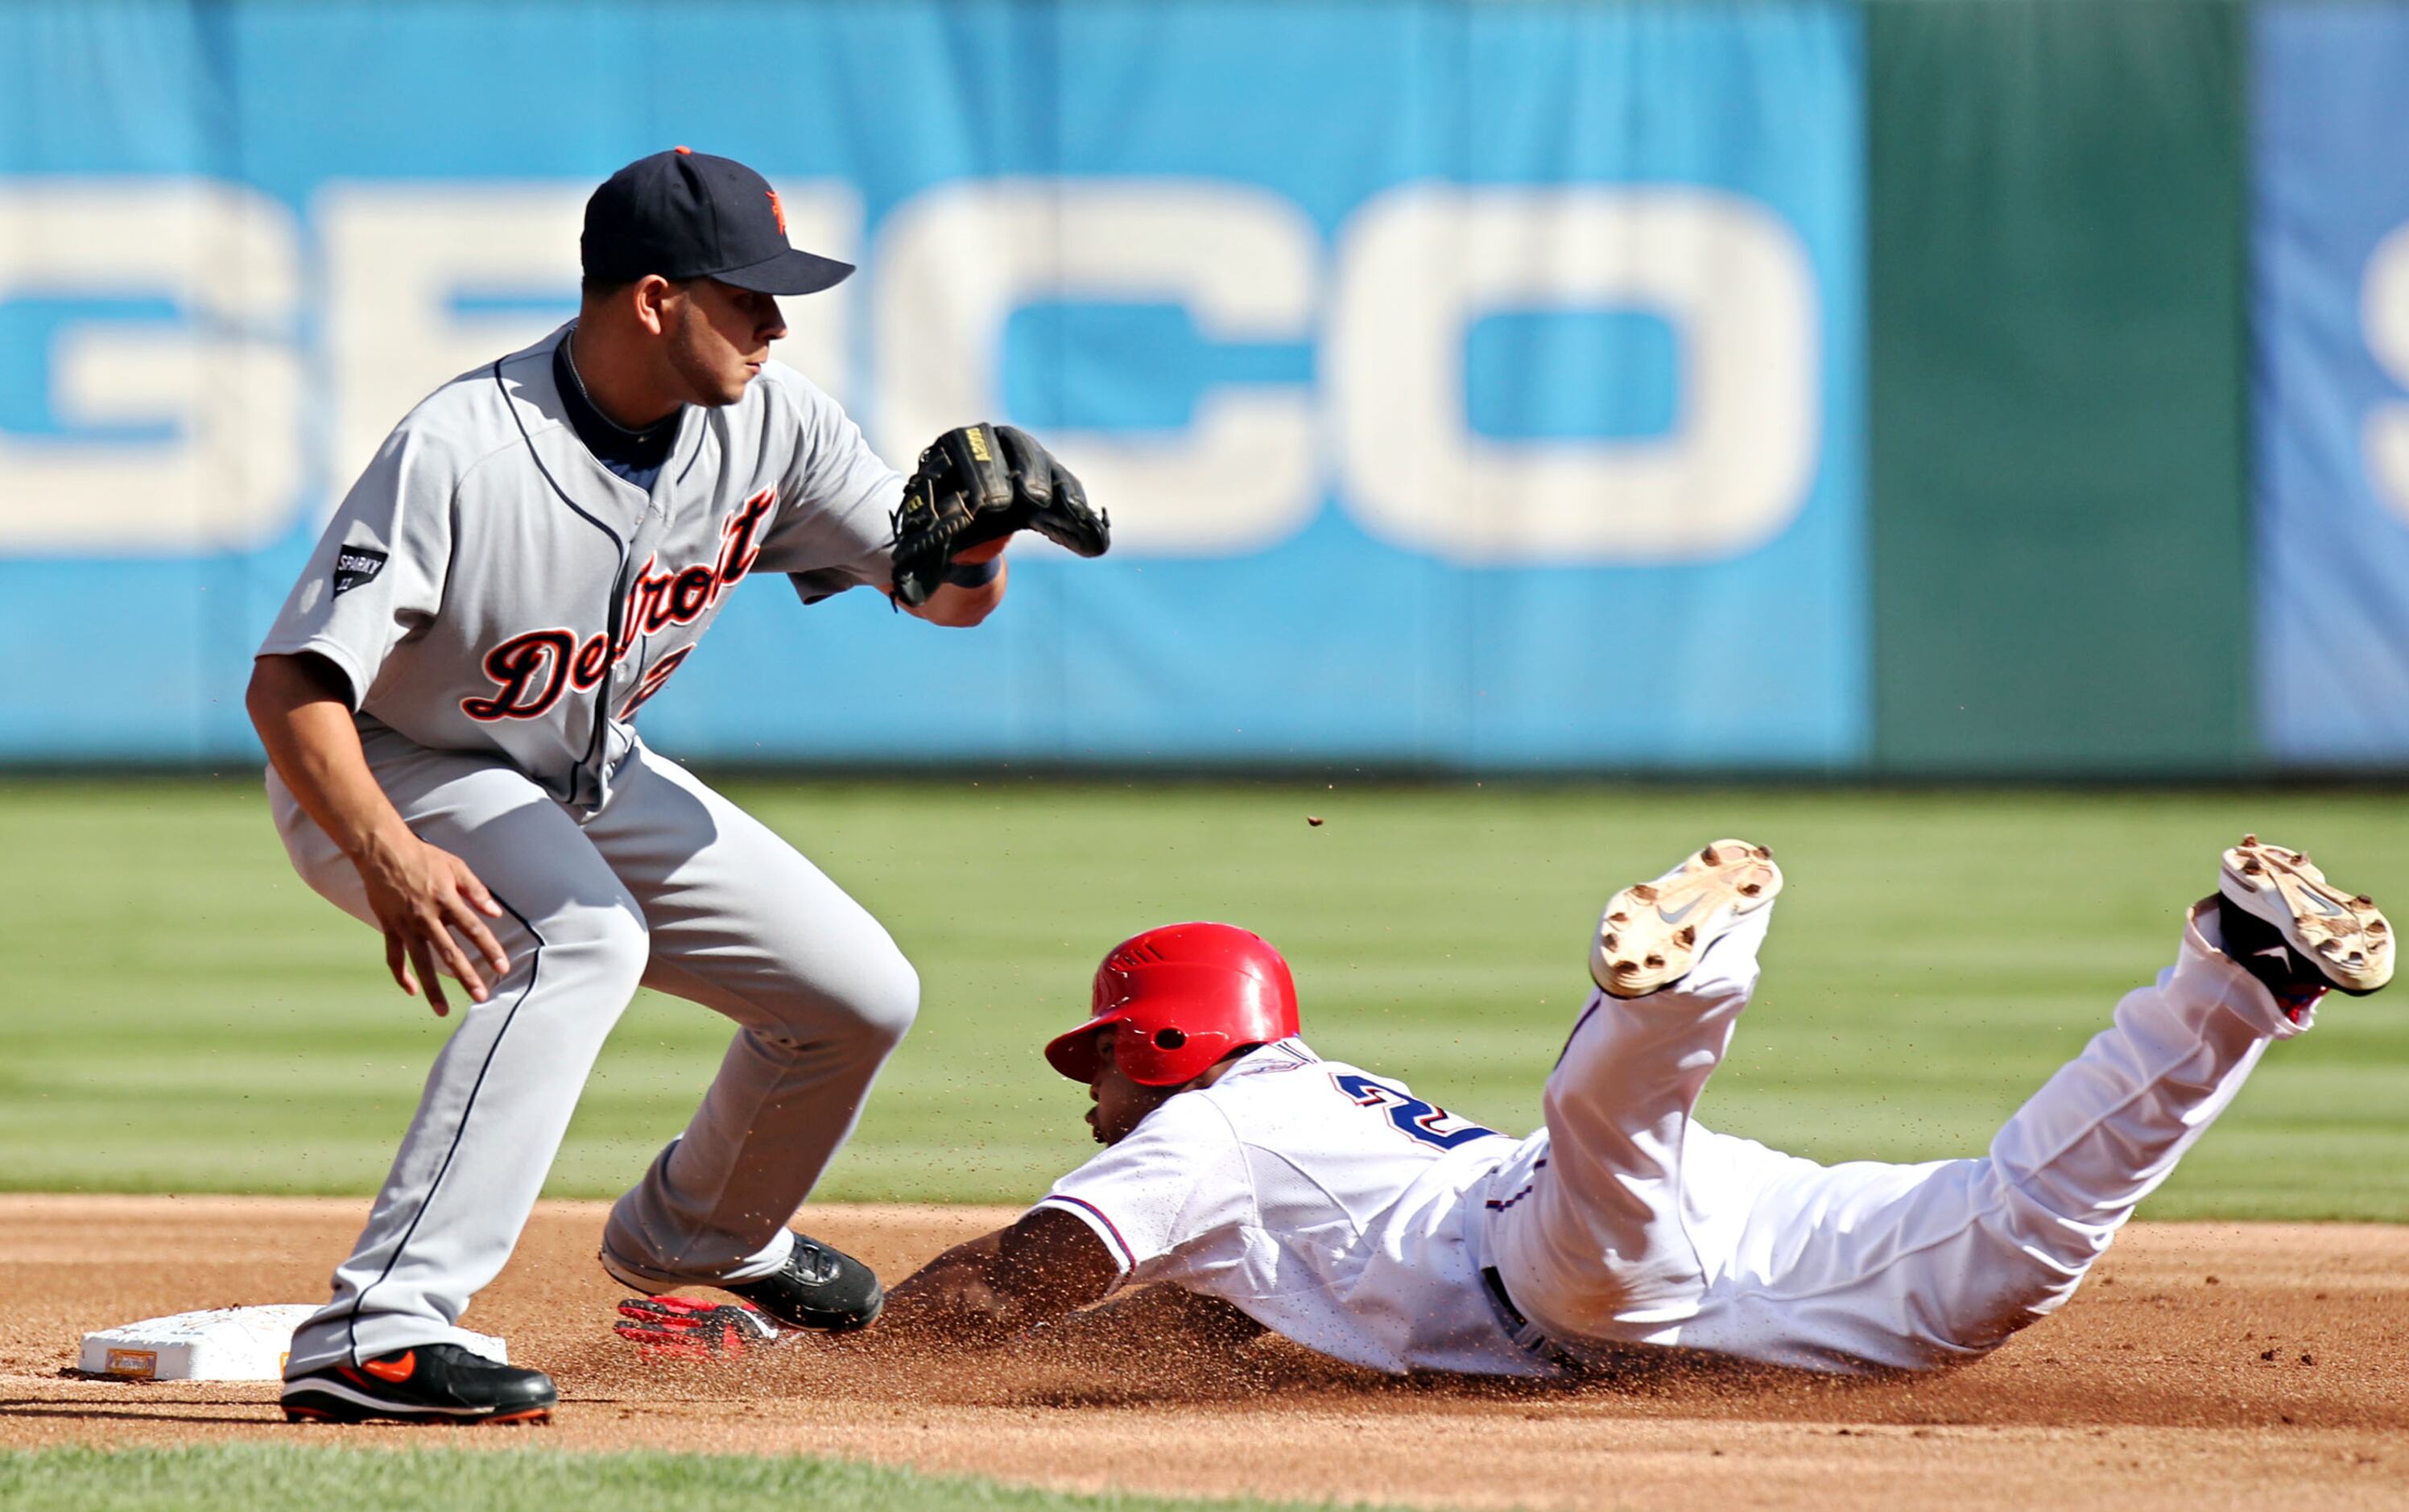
[332,546,389,597]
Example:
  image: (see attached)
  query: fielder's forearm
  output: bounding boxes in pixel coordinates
[905,556,1007,627]
[246,653,415,861]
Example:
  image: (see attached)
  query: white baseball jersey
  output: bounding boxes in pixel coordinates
[1033,1039,1548,1377]
[260,323,899,814]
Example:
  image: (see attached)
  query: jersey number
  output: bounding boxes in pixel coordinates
[1332,1073,1501,1151]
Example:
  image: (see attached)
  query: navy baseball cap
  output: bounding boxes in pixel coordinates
[581,147,853,295]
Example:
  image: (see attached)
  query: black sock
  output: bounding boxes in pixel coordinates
[2216,894,2328,1009]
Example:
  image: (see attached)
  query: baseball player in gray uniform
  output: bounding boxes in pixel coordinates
[249,148,1100,1425]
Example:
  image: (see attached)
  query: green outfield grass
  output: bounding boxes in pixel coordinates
[0,778,2403,1219]
[0,1445,1369,1511]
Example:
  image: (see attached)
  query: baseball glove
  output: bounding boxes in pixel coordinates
[614,1295,783,1362]
[888,423,1109,607]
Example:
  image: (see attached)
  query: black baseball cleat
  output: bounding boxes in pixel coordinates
[2217,835,2393,1006]
[281,1343,556,1425]
[722,1233,884,1332]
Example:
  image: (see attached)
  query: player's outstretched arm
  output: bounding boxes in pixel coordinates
[1023,1278,1266,1354]
[246,652,510,1015]
[868,1206,1119,1349]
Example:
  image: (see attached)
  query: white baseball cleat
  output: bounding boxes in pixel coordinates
[1591,838,1783,999]
[2219,835,2392,996]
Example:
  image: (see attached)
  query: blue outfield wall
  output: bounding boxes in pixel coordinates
[0,1,1867,769]
[2253,3,2409,766]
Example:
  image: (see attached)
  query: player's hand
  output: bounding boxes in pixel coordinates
[614,1295,783,1362]
[353,832,510,1016]
[887,423,1107,608]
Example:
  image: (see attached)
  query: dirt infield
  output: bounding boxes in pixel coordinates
[2,1196,2404,1509]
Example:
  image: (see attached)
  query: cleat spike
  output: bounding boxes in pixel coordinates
[2356,894,2374,907]
[1630,883,1659,903]
[2241,857,2262,874]
[1608,911,1629,924]
[1738,882,1762,897]
[1601,933,1618,951]
[1700,845,1722,865]
[2242,833,2258,846]
[1755,844,1774,859]
[1643,954,1664,969]
[1674,925,1696,947]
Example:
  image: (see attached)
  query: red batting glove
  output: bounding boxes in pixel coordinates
[614,1295,783,1362]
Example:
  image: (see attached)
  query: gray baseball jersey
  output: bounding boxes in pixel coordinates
[258,323,932,1375]
[261,322,901,812]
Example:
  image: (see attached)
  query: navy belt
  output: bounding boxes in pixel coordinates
[1481,1265,1576,1369]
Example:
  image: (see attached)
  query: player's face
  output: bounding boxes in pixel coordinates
[663,279,787,407]
[1086,1029,1176,1146]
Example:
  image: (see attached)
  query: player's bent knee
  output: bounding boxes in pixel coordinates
[752,939,919,1051]
[539,904,652,1002]
[1919,1179,2104,1357]
[845,951,919,1050]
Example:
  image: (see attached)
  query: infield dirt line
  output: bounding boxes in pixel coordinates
[3,1197,2405,1510]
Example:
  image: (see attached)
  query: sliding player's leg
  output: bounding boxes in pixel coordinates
[1681,841,2389,1373]
[1485,841,1788,1343]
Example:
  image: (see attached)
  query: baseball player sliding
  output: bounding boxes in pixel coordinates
[251,147,1105,1426]
[622,836,2390,1378]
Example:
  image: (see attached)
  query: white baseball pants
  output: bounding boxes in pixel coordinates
[1485,900,2304,1373]
[269,734,917,1375]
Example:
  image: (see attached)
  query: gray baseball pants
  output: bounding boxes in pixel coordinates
[268,733,918,1375]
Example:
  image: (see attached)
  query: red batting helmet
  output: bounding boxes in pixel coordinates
[1043,923,1301,1087]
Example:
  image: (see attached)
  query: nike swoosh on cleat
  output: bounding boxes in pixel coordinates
[1656,896,1704,924]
